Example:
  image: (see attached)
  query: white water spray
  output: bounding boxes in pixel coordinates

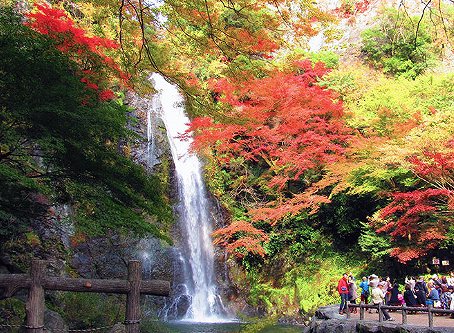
[150,73,225,322]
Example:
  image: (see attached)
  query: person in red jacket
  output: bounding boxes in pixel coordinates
[338,273,349,314]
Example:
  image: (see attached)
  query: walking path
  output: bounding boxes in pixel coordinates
[348,309,454,328]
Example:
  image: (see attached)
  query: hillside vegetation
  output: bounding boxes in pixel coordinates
[0,0,453,323]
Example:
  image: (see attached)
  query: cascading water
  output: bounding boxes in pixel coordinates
[150,73,226,322]
[145,96,158,169]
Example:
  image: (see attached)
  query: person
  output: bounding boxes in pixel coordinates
[388,283,400,306]
[405,276,416,291]
[384,276,392,304]
[450,286,454,319]
[359,276,370,304]
[427,282,441,308]
[447,272,454,287]
[371,283,394,321]
[431,274,442,288]
[338,273,349,314]
[440,285,451,310]
[415,276,428,306]
[403,283,418,307]
[348,276,358,313]
[369,274,379,288]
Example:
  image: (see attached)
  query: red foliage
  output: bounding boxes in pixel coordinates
[26,3,127,102]
[99,89,116,101]
[409,150,454,180]
[191,61,353,256]
[190,60,350,196]
[377,141,454,263]
[334,0,370,18]
[212,220,269,258]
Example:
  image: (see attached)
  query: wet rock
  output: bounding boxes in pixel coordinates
[109,323,126,333]
[44,309,68,333]
[176,294,191,318]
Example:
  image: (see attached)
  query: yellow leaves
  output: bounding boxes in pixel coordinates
[70,1,118,40]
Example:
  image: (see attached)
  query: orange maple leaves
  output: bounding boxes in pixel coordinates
[190,61,353,257]
[212,220,269,258]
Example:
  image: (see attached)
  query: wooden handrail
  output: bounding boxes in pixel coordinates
[346,302,454,328]
[0,260,170,333]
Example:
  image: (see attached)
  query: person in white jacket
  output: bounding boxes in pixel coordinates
[371,283,394,321]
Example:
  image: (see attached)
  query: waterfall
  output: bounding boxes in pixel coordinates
[145,96,158,168]
[150,73,226,322]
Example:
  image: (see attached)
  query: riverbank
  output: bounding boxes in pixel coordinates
[303,305,453,333]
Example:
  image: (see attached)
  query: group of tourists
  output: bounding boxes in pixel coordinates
[337,272,454,320]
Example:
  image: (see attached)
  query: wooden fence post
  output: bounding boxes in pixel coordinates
[26,260,46,333]
[126,261,141,333]
[428,304,433,328]
[1,259,170,331]
[402,306,407,324]
[360,304,365,320]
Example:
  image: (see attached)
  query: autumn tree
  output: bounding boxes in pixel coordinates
[26,2,127,101]
[0,6,172,260]
[186,60,352,257]
[375,141,454,263]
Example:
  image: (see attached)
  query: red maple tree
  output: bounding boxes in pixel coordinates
[26,3,127,102]
[377,140,454,263]
[212,220,269,258]
[188,60,353,256]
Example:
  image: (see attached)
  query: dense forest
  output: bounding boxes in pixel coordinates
[0,0,453,328]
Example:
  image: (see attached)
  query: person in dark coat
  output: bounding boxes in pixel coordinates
[415,277,428,306]
[388,283,400,306]
[403,284,418,307]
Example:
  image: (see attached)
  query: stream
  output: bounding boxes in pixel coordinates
[146,321,303,333]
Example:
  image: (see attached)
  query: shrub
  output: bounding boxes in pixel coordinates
[361,9,435,79]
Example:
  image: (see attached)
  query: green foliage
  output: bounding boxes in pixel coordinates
[264,215,324,259]
[313,193,378,250]
[357,221,392,259]
[361,8,435,79]
[0,297,25,331]
[0,7,172,250]
[308,51,339,69]
[245,252,363,315]
[327,67,454,136]
[442,223,454,248]
[349,166,416,195]
[52,292,124,329]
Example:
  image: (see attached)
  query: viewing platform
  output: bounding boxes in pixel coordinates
[303,304,454,333]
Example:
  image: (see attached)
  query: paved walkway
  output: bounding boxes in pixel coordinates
[347,309,454,329]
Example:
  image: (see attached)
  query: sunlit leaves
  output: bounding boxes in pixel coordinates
[26,2,127,101]
[374,139,454,263]
[212,220,269,258]
[189,60,353,256]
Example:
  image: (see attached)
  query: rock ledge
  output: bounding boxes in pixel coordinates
[303,305,453,333]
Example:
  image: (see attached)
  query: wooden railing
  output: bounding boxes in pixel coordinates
[0,259,170,333]
[346,303,454,328]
